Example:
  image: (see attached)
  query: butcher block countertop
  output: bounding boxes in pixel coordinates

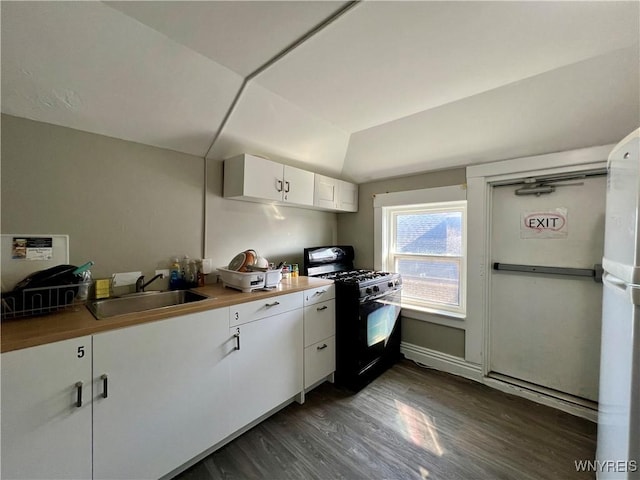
[1,276,333,353]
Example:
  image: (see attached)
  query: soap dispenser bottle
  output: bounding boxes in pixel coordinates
[169,258,182,290]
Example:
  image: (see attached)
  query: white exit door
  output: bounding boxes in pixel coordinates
[490,174,605,402]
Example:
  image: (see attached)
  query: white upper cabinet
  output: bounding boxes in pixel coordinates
[283,165,314,205]
[337,179,358,212]
[223,154,357,211]
[314,174,358,212]
[313,174,338,210]
[229,154,283,202]
[224,153,314,206]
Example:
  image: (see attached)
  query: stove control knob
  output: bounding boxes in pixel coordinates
[365,287,373,294]
[373,286,380,293]
[388,281,394,287]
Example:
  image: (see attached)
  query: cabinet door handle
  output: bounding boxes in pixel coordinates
[315,290,326,296]
[317,344,328,351]
[284,181,290,193]
[75,381,83,408]
[234,328,241,351]
[265,301,280,307]
[101,374,108,398]
[317,305,328,311]
[276,179,283,192]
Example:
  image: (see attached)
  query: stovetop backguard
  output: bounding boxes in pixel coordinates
[303,245,355,277]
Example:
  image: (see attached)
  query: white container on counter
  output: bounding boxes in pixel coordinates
[264,268,283,288]
[217,267,283,292]
[217,267,265,292]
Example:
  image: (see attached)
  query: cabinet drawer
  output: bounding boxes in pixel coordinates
[304,337,336,389]
[230,292,303,327]
[303,285,335,306]
[304,300,335,347]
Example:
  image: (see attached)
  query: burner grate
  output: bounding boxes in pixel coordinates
[319,269,394,284]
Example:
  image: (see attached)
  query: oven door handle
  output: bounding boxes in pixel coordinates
[360,287,402,304]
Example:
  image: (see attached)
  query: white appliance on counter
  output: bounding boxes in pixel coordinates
[597,128,640,479]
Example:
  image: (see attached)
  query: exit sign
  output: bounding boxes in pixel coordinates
[521,208,568,239]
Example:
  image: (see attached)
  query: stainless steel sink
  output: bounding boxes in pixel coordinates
[87,290,210,320]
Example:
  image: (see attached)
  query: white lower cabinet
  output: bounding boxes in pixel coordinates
[303,287,336,390]
[2,289,331,479]
[93,307,230,480]
[304,337,336,389]
[228,303,303,434]
[231,291,302,327]
[1,336,93,480]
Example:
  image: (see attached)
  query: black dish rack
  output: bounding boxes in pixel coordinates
[1,263,93,320]
[1,281,90,320]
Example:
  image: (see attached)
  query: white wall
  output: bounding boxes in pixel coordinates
[337,168,467,357]
[1,114,337,287]
[205,158,337,271]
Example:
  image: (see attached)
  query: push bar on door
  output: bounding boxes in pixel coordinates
[493,262,603,283]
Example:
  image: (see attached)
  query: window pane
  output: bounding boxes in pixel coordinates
[395,257,460,307]
[395,211,462,255]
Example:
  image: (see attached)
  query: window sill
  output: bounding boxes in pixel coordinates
[401,304,467,329]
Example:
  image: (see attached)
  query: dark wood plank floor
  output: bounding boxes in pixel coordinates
[174,360,597,480]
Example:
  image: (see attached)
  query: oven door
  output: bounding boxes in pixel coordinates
[357,289,402,371]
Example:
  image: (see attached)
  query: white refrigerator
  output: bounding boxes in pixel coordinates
[598,128,640,479]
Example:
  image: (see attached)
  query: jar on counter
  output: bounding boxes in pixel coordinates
[291,264,299,278]
[282,265,290,280]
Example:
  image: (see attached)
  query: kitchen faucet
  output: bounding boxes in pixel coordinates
[135,273,165,293]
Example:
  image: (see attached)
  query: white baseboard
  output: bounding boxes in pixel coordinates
[400,342,597,422]
[401,342,483,382]
[484,376,597,422]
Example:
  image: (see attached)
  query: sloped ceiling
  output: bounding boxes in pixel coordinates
[2,1,639,183]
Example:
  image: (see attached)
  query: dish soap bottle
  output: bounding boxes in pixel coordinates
[169,257,182,290]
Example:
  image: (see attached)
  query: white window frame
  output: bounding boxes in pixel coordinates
[374,185,467,320]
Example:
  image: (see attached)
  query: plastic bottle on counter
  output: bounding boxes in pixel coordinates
[186,259,197,288]
[169,258,182,290]
[181,255,190,281]
[196,260,205,287]
[291,264,299,278]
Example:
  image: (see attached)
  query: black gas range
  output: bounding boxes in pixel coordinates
[303,246,402,391]
[316,269,402,302]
